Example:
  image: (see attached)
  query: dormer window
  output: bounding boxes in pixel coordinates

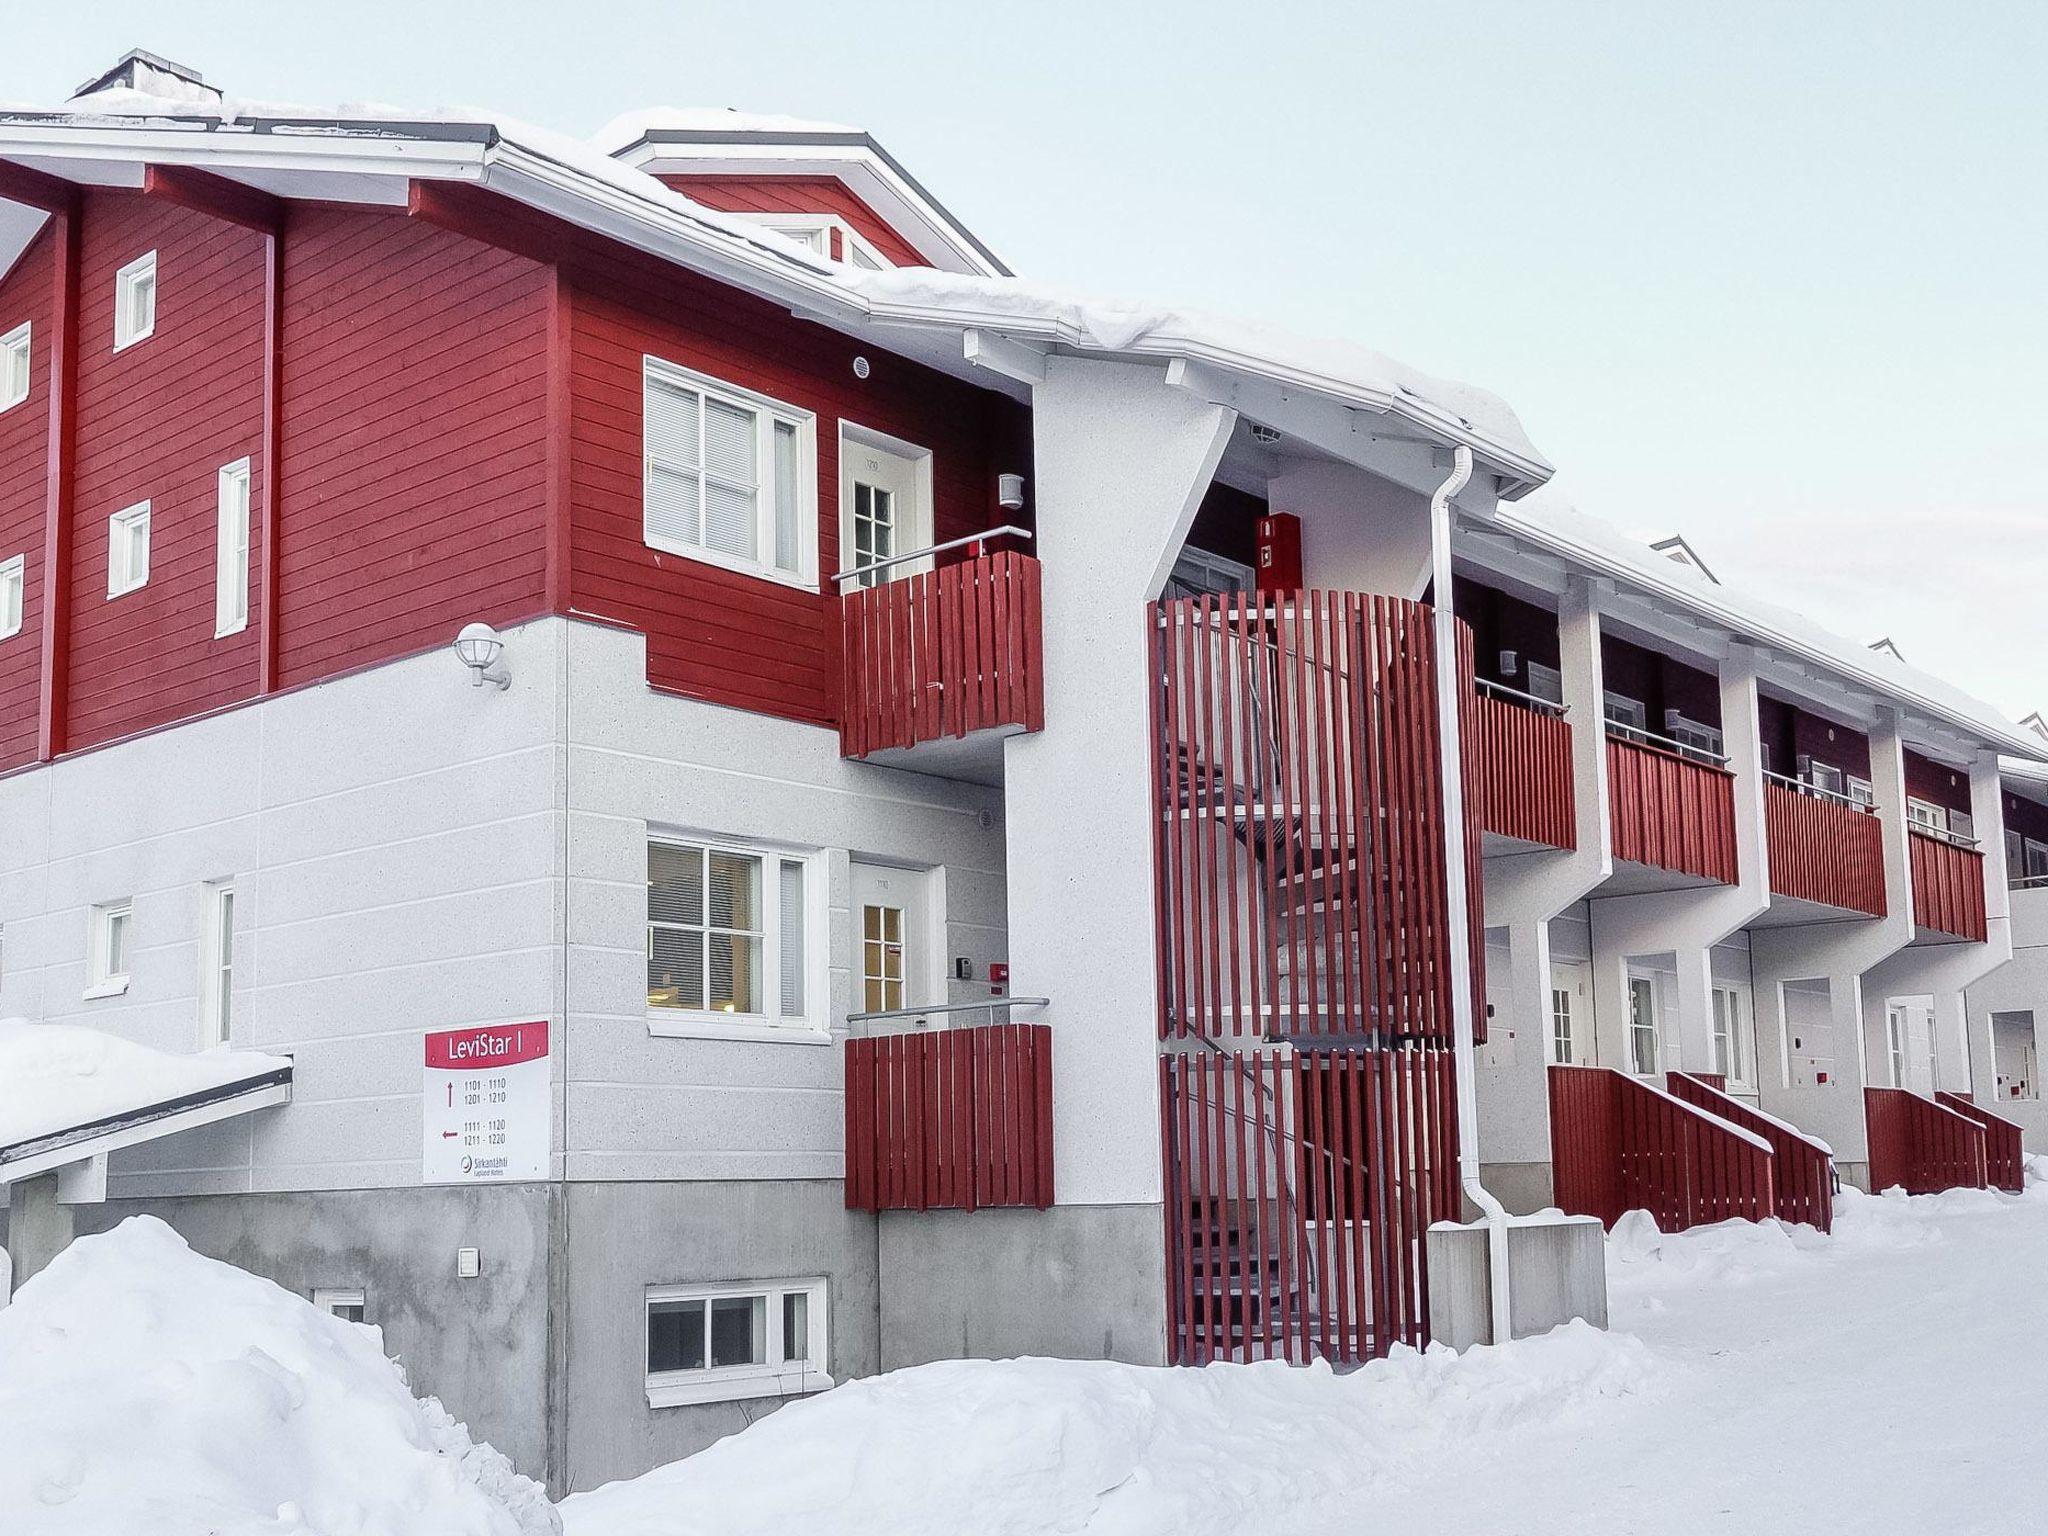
[0,323,28,411]
[732,214,893,271]
[114,252,157,351]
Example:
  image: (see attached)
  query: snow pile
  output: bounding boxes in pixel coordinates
[0,1017,290,1149]
[0,1217,559,1536]
[561,1322,1656,1536]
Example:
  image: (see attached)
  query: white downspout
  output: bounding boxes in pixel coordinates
[1428,444,1515,1347]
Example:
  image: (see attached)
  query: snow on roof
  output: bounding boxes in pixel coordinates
[1497,487,2046,759]
[0,1217,558,1534]
[590,106,864,148]
[0,1018,289,1150]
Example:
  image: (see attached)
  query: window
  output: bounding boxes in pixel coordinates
[314,1288,367,1324]
[764,222,831,257]
[642,358,814,587]
[0,554,23,641]
[1804,760,1845,797]
[1886,1002,1911,1088]
[0,322,28,411]
[645,1278,830,1407]
[1711,985,1747,1084]
[1628,975,1660,1075]
[862,903,906,1013]
[107,502,151,597]
[215,459,251,637]
[1664,711,1723,757]
[1603,692,1648,732]
[88,900,133,998]
[1907,798,1949,835]
[114,252,158,351]
[647,838,815,1031]
[201,882,235,1047]
[1847,776,1875,810]
[1550,985,1575,1065]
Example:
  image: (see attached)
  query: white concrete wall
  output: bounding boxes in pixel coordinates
[1966,883,2048,1149]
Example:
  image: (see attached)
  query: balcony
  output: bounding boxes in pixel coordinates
[1763,775,1885,917]
[1465,678,1575,851]
[838,531,1043,780]
[1908,826,1987,941]
[1605,728,1738,886]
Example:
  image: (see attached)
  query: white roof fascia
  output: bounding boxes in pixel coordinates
[0,117,493,185]
[0,1074,292,1187]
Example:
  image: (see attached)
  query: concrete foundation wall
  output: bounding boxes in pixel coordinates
[1479,1160,1555,1216]
[876,1202,1166,1370]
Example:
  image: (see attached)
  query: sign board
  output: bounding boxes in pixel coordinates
[422,1021,551,1183]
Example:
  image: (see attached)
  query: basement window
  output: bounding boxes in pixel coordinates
[114,252,157,351]
[0,554,23,641]
[0,322,28,411]
[314,1288,367,1324]
[107,502,151,597]
[645,1278,831,1407]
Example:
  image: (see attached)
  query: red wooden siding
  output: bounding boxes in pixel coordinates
[1764,781,1885,915]
[1909,829,1988,941]
[661,175,928,269]
[1864,1086,1987,1194]
[1667,1071,1833,1231]
[565,241,1026,728]
[64,192,267,749]
[1548,1064,1776,1231]
[276,209,550,688]
[1606,736,1739,884]
[839,549,1042,756]
[1934,1091,2024,1192]
[1160,1047,1459,1364]
[843,1024,1053,1212]
[1465,688,1575,849]
[0,226,54,772]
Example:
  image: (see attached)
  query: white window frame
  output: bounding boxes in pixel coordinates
[641,356,818,591]
[1848,776,1875,809]
[1525,660,1564,706]
[1664,710,1724,757]
[1907,797,1949,835]
[106,501,151,597]
[0,554,23,641]
[1550,983,1575,1065]
[1628,973,1661,1076]
[646,833,829,1045]
[200,880,236,1048]
[313,1287,367,1322]
[644,1277,831,1408]
[215,458,251,637]
[1711,984,1750,1088]
[0,321,29,412]
[113,251,158,352]
[1603,691,1648,731]
[726,212,895,270]
[86,899,133,999]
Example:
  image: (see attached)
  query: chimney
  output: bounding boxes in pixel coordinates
[70,50,223,109]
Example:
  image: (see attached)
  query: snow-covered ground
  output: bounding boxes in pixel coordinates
[564,1178,2048,1536]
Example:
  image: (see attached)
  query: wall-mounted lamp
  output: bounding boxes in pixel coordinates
[997,473,1027,511]
[1498,649,1519,678]
[453,623,511,690]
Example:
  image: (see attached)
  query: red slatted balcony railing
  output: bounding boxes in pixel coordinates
[1863,1086,1987,1194]
[1606,735,1739,884]
[839,548,1044,759]
[1668,1072,1834,1232]
[1909,829,1988,941]
[1548,1064,1776,1231]
[843,1022,1054,1212]
[1466,684,1576,850]
[1934,1091,2025,1192]
[1764,780,1886,916]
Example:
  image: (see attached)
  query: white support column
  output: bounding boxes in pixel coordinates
[1005,356,1235,1210]
[1670,944,1716,1076]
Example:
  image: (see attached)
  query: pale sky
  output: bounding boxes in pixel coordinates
[7,2,2045,718]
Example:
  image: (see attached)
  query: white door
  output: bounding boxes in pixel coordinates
[852,863,931,1017]
[842,435,930,588]
[1549,960,1591,1065]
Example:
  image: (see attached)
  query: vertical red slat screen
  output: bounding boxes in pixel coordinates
[838,550,1044,757]
[1460,632,1575,851]
[1667,1072,1833,1232]
[1908,831,1987,941]
[1548,1065,1776,1231]
[1933,1091,2023,1192]
[1764,783,1885,916]
[1606,737,1739,884]
[843,1023,1055,1212]
[1863,1086,1988,1195]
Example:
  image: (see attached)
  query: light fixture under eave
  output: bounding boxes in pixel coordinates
[453,622,511,690]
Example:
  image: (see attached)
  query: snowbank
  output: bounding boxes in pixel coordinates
[0,1217,558,1536]
[561,1324,1655,1536]
[0,1017,290,1148]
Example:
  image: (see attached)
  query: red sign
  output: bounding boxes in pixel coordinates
[424,1021,550,1070]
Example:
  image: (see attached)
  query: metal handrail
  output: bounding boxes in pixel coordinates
[1474,676,1570,718]
[845,995,1049,1034]
[1761,768,1873,813]
[2012,873,2048,891]
[832,524,1033,588]
[1604,720,1731,768]
[1908,821,1982,852]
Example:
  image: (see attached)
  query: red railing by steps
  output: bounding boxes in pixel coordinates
[1909,830,1987,941]
[1863,1086,1986,1194]
[1668,1072,1834,1232]
[1935,1091,2025,1192]
[1606,737,1739,884]
[839,550,1044,758]
[1765,782,1886,916]
[1465,689,1576,849]
[843,1023,1054,1212]
[1549,1064,1776,1230]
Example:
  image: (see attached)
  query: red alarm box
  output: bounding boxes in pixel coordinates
[1255,513,1302,592]
[988,961,1009,997]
